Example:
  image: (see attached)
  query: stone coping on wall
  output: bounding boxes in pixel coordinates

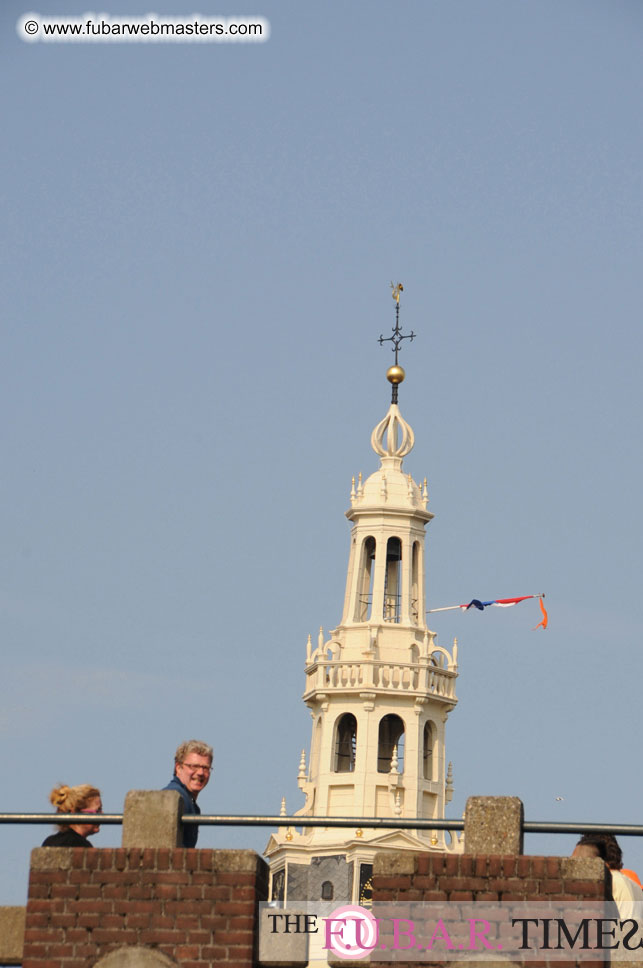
[0,906,26,966]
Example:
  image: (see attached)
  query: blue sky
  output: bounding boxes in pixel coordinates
[2,0,643,903]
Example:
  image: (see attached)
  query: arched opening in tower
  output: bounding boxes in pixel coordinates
[377,713,405,773]
[355,536,376,621]
[334,713,357,772]
[411,540,420,623]
[423,721,435,780]
[384,537,402,623]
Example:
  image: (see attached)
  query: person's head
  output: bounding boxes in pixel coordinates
[173,740,213,799]
[572,833,623,870]
[49,784,102,838]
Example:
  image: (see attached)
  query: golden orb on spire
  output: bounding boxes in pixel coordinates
[386,364,405,385]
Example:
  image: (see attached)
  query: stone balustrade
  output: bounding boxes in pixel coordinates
[304,658,456,701]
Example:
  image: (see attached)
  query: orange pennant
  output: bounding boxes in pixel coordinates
[533,596,548,630]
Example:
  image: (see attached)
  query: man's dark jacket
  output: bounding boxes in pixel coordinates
[163,775,200,847]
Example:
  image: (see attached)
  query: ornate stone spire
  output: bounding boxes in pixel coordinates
[265,285,461,907]
[370,404,414,458]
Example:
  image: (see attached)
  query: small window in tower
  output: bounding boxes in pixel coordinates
[321,881,334,901]
[377,714,405,773]
[334,713,357,772]
[358,864,374,908]
[355,536,376,622]
[384,537,402,623]
[411,541,420,623]
[423,721,434,780]
[271,868,285,902]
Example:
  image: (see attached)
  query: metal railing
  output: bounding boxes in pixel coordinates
[0,814,122,825]
[2,813,643,837]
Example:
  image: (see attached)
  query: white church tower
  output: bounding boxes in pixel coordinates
[266,287,461,905]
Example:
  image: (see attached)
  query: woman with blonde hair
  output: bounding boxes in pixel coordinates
[42,784,102,847]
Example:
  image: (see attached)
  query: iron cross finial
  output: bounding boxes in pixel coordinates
[379,282,416,366]
[378,283,416,403]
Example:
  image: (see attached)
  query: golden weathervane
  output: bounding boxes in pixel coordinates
[379,282,416,402]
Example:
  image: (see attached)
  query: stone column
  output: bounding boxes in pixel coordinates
[121,790,183,848]
[464,795,524,854]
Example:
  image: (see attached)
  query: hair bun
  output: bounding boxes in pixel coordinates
[50,785,70,809]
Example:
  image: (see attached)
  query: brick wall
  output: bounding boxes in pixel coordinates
[369,852,610,968]
[373,852,609,902]
[19,847,611,968]
[23,848,268,968]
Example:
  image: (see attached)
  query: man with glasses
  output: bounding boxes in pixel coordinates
[163,739,213,847]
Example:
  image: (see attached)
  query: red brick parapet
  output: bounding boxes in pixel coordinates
[23,847,268,968]
[369,852,610,968]
[373,851,609,903]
